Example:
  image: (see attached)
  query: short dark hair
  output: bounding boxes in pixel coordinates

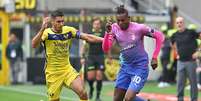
[51,10,64,18]
[115,5,128,16]
[9,33,16,36]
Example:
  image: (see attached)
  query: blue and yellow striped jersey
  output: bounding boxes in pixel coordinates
[41,26,81,70]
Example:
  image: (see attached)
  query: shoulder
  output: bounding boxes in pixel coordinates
[132,22,151,34]
[111,23,119,35]
[111,23,119,29]
[44,28,51,33]
[170,31,177,39]
[171,32,178,37]
[187,29,196,33]
[133,22,143,26]
[63,25,75,30]
[63,26,77,32]
[174,31,179,35]
[132,23,149,32]
[132,22,145,28]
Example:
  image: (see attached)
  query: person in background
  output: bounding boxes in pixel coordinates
[80,17,105,101]
[158,24,171,88]
[167,28,178,83]
[185,24,201,91]
[6,33,23,84]
[171,17,201,101]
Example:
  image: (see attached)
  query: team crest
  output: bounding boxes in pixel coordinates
[63,34,69,39]
[131,35,135,40]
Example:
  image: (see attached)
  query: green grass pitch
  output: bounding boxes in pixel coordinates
[0,82,200,101]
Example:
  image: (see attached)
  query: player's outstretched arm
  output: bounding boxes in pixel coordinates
[32,17,50,48]
[80,33,103,43]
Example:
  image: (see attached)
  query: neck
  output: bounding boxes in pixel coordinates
[93,29,101,32]
[122,23,130,30]
[179,28,185,32]
[52,27,62,33]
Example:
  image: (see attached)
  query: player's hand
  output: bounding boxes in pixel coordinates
[106,56,113,65]
[41,17,50,30]
[192,51,199,59]
[80,58,85,65]
[151,58,158,70]
[105,17,112,33]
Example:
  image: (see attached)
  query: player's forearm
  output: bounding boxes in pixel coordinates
[90,35,103,42]
[32,28,45,48]
[82,33,103,43]
[102,33,113,53]
[152,30,165,59]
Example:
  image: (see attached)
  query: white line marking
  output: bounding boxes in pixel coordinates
[0,86,78,101]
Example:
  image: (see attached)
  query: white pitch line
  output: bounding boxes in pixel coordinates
[0,86,78,101]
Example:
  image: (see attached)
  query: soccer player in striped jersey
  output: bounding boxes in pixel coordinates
[32,10,103,101]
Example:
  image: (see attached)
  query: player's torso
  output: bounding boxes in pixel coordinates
[174,30,198,61]
[174,30,197,47]
[43,27,74,69]
[112,23,148,65]
[112,23,144,50]
[88,31,104,55]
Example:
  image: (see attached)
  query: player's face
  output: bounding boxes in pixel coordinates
[93,20,101,31]
[116,13,129,30]
[176,17,185,32]
[10,34,17,42]
[52,16,64,32]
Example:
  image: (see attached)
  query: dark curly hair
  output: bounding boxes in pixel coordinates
[116,5,128,16]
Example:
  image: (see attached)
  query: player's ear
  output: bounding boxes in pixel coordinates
[50,18,55,24]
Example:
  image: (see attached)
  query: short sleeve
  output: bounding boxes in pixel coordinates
[111,24,118,39]
[190,30,199,39]
[41,29,48,41]
[139,24,153,37]
[170,34,176,44]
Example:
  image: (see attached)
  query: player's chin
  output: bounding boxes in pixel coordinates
[120,27,127,30]
[56,27,62,31]
[120,25,128,30]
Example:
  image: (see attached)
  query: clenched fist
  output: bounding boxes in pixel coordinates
[41,17,51,29]
[151,58,158,70]
[105,17,112,33]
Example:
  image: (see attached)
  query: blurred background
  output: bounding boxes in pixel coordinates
[0,0,200,101]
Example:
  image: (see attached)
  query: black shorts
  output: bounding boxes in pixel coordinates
[86,55,105,71]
